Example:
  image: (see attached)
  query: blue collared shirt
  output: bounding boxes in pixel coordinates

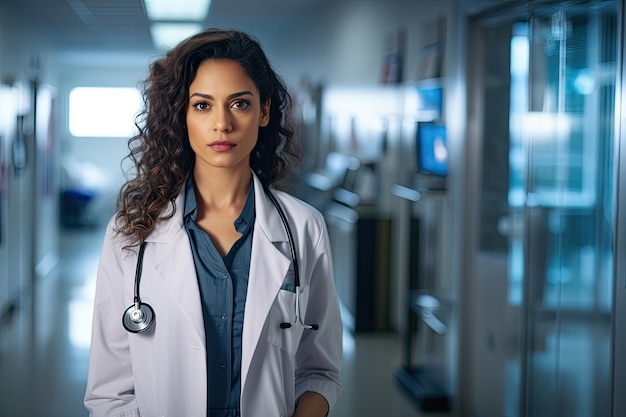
[183,176,255,417]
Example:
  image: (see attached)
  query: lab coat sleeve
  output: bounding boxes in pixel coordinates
[294,214,343,411]
[84,218,141,417]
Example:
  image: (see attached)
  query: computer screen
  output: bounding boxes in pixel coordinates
[416,123,448,177]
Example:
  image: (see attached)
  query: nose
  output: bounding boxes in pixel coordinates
[212,105,232,132]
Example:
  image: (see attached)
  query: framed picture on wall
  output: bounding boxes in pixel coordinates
[381,29,406,84]
[416,14,446,81]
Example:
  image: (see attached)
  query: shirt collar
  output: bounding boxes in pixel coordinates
[183,175,197,220]
[236,181,255,234]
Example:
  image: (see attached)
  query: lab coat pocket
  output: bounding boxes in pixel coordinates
[267,287,308,355]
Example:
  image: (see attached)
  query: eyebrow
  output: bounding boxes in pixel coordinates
[189,91,255,100]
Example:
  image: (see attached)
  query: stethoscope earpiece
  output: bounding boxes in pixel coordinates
[278,284,319,331]
[280,320,319,330]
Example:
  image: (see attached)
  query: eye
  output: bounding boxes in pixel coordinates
[231,99,251,110]
[192,101,210,111]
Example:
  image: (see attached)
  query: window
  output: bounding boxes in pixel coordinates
[69,87,142,138]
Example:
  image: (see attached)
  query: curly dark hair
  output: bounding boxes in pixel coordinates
[115,28,299,246]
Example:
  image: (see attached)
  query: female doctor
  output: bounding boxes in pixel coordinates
[84,28,342,417]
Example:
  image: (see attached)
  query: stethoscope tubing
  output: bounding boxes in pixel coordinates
[133,242,147,309]
[262,185,318,330]
[122,184,318,333]
[123,241,154,333]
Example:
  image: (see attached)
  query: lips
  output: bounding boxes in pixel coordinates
[209,140,236,152]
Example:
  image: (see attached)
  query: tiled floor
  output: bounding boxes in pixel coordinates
[0,225,430,417]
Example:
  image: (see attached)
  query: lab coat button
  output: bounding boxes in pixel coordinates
[219,362,226,369]
[221,313,229,321]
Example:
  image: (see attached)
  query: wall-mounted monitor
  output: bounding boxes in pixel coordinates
[417,122,447,176]
[415,122,448,190]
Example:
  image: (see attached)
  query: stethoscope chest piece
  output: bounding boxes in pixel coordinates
[123,302,155,333]
[122,241,155,333]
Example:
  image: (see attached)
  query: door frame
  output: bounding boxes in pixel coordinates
[611,1,626,415]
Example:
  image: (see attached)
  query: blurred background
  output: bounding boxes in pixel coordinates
[2,0,626,416]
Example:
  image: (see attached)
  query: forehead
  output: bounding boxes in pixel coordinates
[190,59,256,90]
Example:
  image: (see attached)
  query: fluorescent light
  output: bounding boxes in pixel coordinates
[144,0,211,21]
[150,23,203,50]
[69,87,142,137]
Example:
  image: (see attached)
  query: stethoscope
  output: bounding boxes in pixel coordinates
[122,185,319,333]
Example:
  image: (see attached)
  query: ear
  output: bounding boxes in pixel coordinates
[259,98,271,127]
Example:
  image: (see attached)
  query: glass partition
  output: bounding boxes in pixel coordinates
[469,2,618,416]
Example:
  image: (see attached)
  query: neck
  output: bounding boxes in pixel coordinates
[192,167,252,211]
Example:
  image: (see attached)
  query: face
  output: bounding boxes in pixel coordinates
[186,59,270,175]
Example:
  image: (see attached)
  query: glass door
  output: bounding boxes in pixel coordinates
[468,1,618,416]
[515,5,616,416]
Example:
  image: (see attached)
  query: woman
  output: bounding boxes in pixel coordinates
[84,28,342,417]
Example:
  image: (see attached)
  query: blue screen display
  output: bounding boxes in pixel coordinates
[417,123,448,177]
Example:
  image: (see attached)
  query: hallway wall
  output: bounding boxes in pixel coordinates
[0,2,62,339]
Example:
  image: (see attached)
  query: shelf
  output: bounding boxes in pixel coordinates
[391,183,448,203]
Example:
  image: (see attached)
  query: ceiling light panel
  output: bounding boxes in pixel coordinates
[144,0,211,21]
[150,22,203,50]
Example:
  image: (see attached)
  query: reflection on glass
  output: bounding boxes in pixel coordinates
[507,5,616,417]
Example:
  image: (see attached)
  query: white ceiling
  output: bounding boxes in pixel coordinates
[1,0,328,54]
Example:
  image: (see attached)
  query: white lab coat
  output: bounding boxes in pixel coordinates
[84,173,343,417]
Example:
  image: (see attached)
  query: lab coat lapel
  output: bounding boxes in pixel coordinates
[145,189,206,347]
[241,174,291,391]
